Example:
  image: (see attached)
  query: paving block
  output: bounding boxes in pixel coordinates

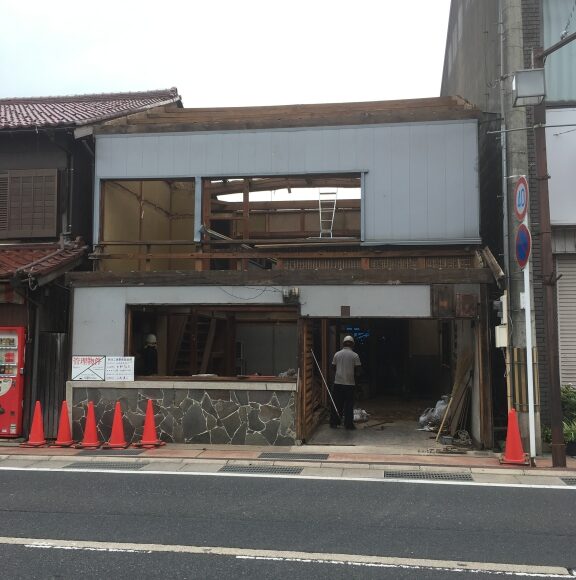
[31,460,75,469]
[273,461,322,468]
[140,462,184,472]
[180,463,226,473]
[514,475,566,486]
[0,459,39,468]
[324,462,371,469]
[472,467,525,475]
[420,465,472,473]
[472,474,521,484]
[301,467,343,477]
[341,468,385,479]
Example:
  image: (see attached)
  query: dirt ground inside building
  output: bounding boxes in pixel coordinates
[307,393,444,450]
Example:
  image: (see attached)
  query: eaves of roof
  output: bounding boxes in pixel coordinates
[0,240,87,288]
[0,88,181,131]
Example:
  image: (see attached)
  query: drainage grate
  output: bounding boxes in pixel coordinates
[259,453,329,461]
[219,465,303,475]
[64,462,147,470]
[78,449,144,456]
[561,477,576,486]
[383,471,473,481]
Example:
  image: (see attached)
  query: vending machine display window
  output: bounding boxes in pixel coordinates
[0,327,25,437]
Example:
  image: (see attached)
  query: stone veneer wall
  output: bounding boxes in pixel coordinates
[70,385,296,445]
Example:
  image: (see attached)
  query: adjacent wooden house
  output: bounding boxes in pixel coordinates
[67,97,502,448]
[0,88,181,436]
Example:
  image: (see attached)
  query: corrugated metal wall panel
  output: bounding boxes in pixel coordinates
[426,124,448,239]
[95,120,480,245]
[544,0,576,102]
[557,256,576,385]
[445,123,466,239]
[553,228,576,253]
[547,108,576,225]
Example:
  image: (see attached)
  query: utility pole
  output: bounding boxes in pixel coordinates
[532,31,576,468]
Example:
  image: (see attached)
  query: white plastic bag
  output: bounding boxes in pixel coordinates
[353,408,369,422]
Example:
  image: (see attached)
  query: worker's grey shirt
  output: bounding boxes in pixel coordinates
[332,347,361,386]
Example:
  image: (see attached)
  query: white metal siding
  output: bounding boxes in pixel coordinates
[553,227,576,253]
[544,0,576,102]
[557,256,576,385]
[547,109,576,226]
[95,120,480,245]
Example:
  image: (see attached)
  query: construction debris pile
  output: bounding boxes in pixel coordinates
[417,351,474,449]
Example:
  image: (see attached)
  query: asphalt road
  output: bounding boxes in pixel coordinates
[0,470,574,579]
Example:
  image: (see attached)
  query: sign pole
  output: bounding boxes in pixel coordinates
[514,176,536,464]
[523,260,536,462]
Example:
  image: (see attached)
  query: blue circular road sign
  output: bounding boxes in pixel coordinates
[514,176,529,221]
[515,224,531,269]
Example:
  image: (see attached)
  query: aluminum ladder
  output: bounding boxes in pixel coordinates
[318,190,337,238]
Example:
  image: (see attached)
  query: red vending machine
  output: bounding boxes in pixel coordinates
[0,326,25,437]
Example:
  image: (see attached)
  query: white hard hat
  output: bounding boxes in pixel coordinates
[145,334,157,345]
[343,335,355,345]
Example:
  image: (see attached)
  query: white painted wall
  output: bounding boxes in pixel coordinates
[299,285,430,317]
[71,284,431,356]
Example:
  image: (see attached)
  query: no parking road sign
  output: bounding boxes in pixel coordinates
[515,224,532,270]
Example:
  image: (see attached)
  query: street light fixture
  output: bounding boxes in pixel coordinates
[512,68,546,107]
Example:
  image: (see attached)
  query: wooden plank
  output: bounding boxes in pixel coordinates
[93,248,476,260]
[200,318,217,374]
[478,285,493,447]
[68,268,494,286]
[138,96,467,117]
[205,177,361,196]
[115,97,475,125]
[242,179,250,240]
[97,108,480,134]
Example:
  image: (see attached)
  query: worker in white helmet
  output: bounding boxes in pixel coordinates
[141,333,158,376]
[330,335,361,429]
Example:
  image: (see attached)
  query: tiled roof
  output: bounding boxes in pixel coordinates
[0,88,180,130]
[0,240,87,286]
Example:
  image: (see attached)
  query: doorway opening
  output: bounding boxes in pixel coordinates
[305,317,476,450]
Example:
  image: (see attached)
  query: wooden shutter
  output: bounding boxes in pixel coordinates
[557,256,576,386]
[5,169,58,238]
[0,173,8,235]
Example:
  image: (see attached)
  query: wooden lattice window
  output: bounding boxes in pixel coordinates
[0,169,58,239]
[0,173,8,233]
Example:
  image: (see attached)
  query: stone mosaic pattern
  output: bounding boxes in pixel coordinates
[71,388,296,445]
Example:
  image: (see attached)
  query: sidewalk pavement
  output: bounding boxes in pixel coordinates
[1,441,575,486]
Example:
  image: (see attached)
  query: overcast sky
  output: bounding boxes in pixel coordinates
[0,0,451,106]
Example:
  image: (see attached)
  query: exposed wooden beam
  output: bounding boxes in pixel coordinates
[97,112,479,134]
[68,268,493,287]
[205,177,360,196]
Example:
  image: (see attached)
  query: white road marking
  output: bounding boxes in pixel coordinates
[0,465,573,490]
[0,536,569,577]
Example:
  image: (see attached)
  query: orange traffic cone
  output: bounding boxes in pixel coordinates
[51,401,74,447]
[134,399,165,448]
[75,401,101,449]
[20,401,46,447]
[103,402,128,449]
[500,408,529,464]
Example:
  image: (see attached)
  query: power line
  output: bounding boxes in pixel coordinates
[561,0,576,39]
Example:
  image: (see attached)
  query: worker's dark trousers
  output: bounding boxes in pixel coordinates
[330,383,355,428]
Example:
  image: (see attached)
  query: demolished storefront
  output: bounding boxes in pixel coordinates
[66,97,501,448]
